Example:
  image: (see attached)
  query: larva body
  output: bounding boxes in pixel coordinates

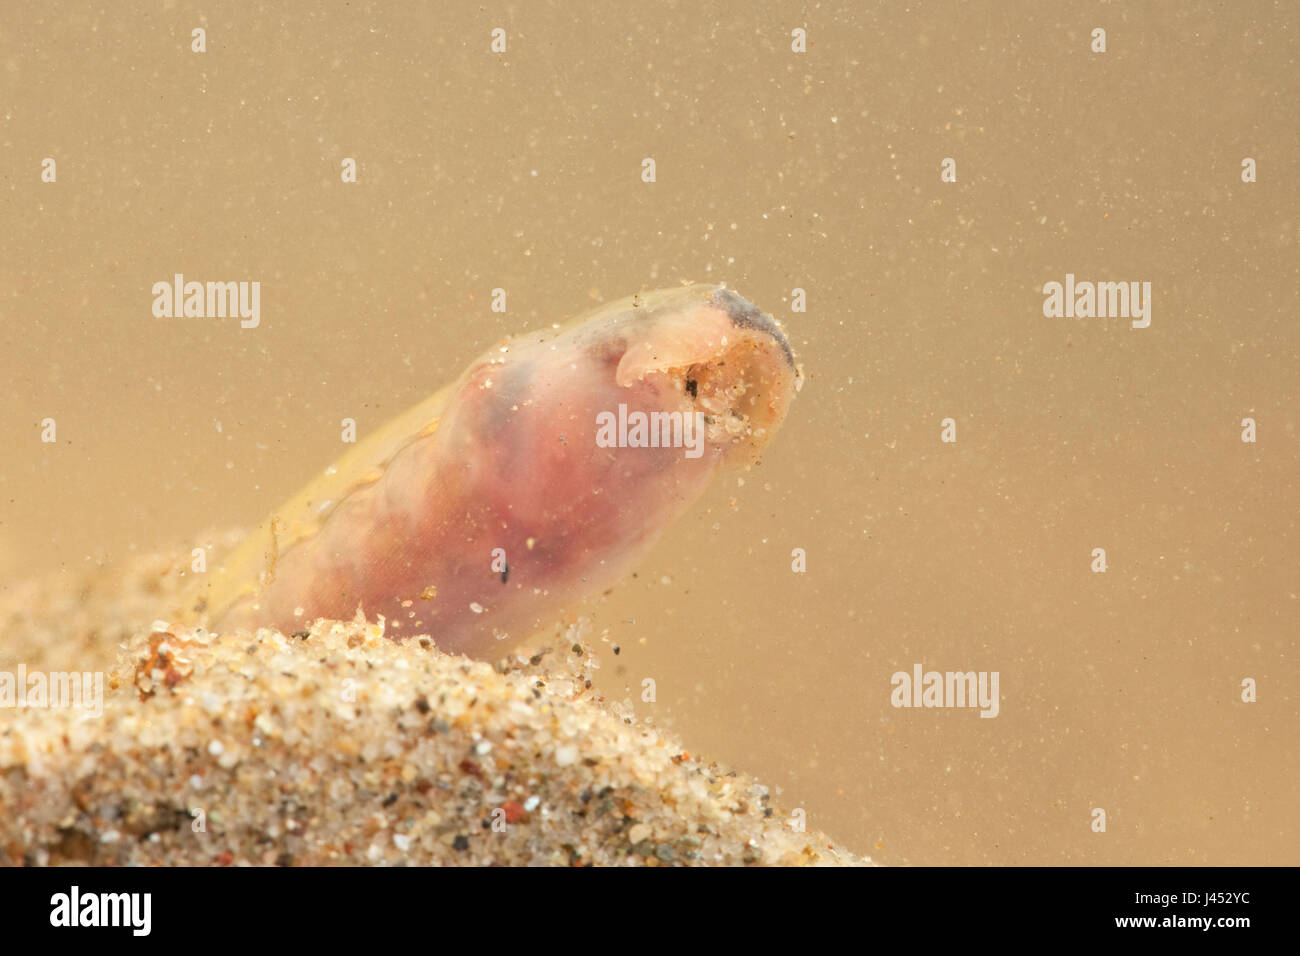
[181,285,800,658]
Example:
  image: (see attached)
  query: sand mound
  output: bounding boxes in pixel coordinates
[0,545,865,866]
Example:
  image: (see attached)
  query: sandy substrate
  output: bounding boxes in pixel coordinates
[0,540,865,866]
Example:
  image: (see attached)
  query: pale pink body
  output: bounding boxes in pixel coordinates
[205,285,799,657]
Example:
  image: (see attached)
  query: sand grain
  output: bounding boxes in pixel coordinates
[0,544,865,867]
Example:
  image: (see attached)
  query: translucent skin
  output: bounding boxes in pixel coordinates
[186,285,800,658]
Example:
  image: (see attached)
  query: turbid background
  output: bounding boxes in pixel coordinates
[1,0,1296,863]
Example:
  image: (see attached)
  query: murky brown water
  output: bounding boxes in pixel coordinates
[2,0,1296,864]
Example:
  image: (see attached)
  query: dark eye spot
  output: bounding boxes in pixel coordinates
[685,378,698,398]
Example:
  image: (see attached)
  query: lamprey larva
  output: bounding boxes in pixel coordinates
[178,285,801,658]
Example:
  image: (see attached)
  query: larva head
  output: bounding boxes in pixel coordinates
[442,283,801,483]
[609,285,802,466]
